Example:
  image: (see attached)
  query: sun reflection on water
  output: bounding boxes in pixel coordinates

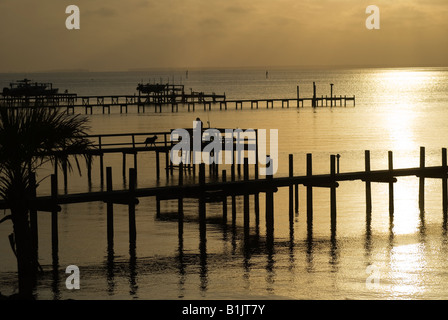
[387,242,427,299]
[391,179,420,236]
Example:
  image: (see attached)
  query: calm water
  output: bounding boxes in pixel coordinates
[1,67,448,300]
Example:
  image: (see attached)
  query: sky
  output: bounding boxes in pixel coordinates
[0,0,447,72]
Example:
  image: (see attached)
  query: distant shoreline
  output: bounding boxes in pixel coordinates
[1,65,447,75]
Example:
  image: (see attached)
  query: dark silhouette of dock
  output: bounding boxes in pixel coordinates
[2,146,448,263]
[0,82,355,113]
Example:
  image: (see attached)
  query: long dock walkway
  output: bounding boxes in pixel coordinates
[2,146,448,256]
[0,83,355,114]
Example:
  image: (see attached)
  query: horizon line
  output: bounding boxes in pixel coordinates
[1,64,447,74]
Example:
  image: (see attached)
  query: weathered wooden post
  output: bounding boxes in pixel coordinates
[243,158,250,234]
[165,151,170,179]
[388,151,394,216]
[106,167,114,246]
[199,163,206,238]
[87,154,92,186]
[443,148,448,217]
[296,85,300,108]
[365,150,372,215]
[156,151,160,180]
[99,136,104,186]
[122,153,126,178]
[289,154,294,228]
[295,183,299,213]
[265,156,274,239]
[330,84,334,107]
[132,135,138,174]
[254,130,260,224]
[419,146,425,212]
[330,155,337,233]
[178,162,184,235]
[306,153,313,223]
[62,158,68,192]
[312,82,317,108]
[231,163,236,225]
[222,170,227,223]
[129,168,137,245]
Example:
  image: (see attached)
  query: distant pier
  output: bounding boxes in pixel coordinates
[0,82,355,114]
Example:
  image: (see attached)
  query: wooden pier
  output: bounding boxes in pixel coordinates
[0,83,355,114]
[3,146,448,263]
[49,128,259,191]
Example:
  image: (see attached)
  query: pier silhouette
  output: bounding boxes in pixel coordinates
[2,144,448,271]
[0,82,355,114]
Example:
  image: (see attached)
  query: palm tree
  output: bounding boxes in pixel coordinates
[0,106,92,299]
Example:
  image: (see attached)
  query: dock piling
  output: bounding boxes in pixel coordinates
[128,168,137,245]
[231,164,236,225]
[265,156,274,238]
[243,158,250,234]
[330,155,337,233]
[419,147,425,212]
[388,151,394,216]
[178,163,184,232]
[306,153,313,223]
[222,170,227,223]
[289,154,294,228]
[106,167,114,245]
[365,150,372,215]
[199,164,206,238]
[443,148,448,217]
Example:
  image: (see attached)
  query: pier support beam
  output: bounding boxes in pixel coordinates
[178,163,184,235]
[122,153,126,178]
[99,137,104,186]
[296,86,300,108]
[156,151,160,181]
[289,154,294,229]
[128,168,137,246]
[295,183,299,213]
[365,150,372,215]
[243,158,250,235]
[306,153,313,224]
[265,157,274,241]
[199,164,206,240]
[419,146,425,212]
[443,148,448,218]
[330,155,337,234]
[87,154,92,186]
[231,164,236,226]
[388,151,394,217]
[222,170,227,223]
[106,167,114,246]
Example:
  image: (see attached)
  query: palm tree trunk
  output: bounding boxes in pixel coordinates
[11,201,37,299]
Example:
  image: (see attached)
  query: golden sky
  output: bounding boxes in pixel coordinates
[0,0,447,72]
